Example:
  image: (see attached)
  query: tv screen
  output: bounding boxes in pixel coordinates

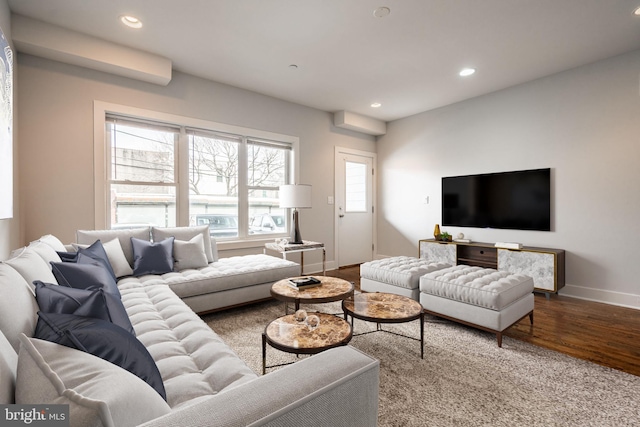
[442,168,551,231]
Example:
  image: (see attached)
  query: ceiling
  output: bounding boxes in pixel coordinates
[7,0,640,122]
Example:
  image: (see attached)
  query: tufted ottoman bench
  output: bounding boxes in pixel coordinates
[419,265,534,347]
[360,256,451,301]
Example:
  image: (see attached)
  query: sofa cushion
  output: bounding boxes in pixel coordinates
[5,247,58,290]
[34,281,134,335]
[34,234,67,252]
[0,263,39,352]
[118,254,300,300]
[118,280,258,408]
[173,234,209,271]
[0,331,17,404]
[152,225,217,262]
[77,227,151,267]
[51,254,121,298]
[26,240,63,265]
[132,237,174,276]
[16,335,171,427]
[33,312,166,400]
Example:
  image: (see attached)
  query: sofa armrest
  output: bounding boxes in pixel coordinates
[138,346,379,427]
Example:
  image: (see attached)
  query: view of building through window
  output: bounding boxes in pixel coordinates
[106,116,291,239]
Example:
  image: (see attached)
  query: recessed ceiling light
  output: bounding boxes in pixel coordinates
[371,102,382,108]
[120,15,142,29]
[459,68,476,77]
[289,64,298,70]
[634,6,640,15]
[373,7,391,18]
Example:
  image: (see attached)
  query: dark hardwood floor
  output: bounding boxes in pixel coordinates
[326,265,640,377]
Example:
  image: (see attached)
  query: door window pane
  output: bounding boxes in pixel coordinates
[345,161,367,212]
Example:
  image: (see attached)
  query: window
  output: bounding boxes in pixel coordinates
[106,118,179,228]
[97,104,298,244]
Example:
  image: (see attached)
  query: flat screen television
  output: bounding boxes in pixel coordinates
[442,168,551,231]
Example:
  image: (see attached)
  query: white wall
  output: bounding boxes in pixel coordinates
[0,0,20,260]
[376,49,640,308]
[16,54,375,267]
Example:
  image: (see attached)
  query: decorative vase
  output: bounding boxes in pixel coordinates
[433,224,440,239]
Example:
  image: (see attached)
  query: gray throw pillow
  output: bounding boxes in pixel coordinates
[173,234,209,271]
[152,225,217,262]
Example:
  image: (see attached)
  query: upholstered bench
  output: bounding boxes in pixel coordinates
[360,256,451,301]
[419,265,534,347]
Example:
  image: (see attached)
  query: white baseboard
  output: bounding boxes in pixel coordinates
[559,284,640,310]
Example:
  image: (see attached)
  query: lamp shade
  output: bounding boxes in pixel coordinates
[279,184,312,209]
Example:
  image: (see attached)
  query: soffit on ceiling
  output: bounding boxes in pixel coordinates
[7,0,640,121]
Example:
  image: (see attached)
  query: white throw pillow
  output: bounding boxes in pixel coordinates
[173,234,209,271]
[152,225,217,262]
[16,335,171,427]
[103,238,134,278]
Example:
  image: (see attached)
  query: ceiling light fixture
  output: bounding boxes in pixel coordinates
[371,102,382,108]
[634,6,640,15]
[120,15,142,29]
[289,64,298,70]
[459,68,476,77]
[373,7,391,18]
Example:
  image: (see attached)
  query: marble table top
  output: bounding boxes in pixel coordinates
[271,276,354,303]
[264,312,352,352]
[343,292,423,321]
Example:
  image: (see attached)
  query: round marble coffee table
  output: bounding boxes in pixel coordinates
[342,292,425,359]
[261,312,352,374]
[271,276,354,312]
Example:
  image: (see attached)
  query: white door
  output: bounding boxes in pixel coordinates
[335,148,375,267]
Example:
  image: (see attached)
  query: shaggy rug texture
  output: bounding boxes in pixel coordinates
[202,299,640,427]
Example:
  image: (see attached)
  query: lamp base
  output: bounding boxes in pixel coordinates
[290,210,303,244]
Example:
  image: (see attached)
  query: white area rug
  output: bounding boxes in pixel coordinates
[202,299,640,427]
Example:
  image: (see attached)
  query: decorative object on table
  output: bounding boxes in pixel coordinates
[294,309,307,322]
[279,184,312,244]
[433,224,440,239]
[454,232,471,243]
[287,276,322,289]
[305,314,320,330]
[438,232,452,242]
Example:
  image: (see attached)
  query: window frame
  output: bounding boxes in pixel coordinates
[94,101,300,250]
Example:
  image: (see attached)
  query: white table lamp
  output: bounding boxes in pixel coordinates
[279,184,312,244]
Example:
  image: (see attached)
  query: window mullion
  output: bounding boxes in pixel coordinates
[176,127,189,226]
[237,137,249,237]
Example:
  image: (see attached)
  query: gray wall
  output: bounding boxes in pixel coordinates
[16,53,375,266]
[376,49,640,308]
[0,0,20,260]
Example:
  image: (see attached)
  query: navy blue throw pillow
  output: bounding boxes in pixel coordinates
[57,251,78,262]
[34,312,166,400]
[50,254,121,298]
[77,240,117,282]
[131,237,174,277]
[34,281,135,335]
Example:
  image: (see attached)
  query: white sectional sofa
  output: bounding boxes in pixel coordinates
[0,230,380,427]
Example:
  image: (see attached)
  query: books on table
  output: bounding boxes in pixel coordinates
[287,277,322,290]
